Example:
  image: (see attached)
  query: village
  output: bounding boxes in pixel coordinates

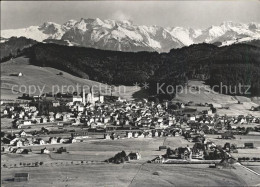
[1,87,260,184]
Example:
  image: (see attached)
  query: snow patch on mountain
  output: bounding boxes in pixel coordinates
[166,27,194,46]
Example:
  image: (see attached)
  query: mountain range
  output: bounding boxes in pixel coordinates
[2,18,260,52]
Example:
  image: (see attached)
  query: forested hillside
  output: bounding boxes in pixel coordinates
[2,38,259,97]
[0,37,37,61]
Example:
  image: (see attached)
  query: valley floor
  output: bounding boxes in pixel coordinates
[2,163,257,187]
[1,136,260,186]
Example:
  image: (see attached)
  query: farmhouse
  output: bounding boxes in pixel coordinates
[244,143,254,149]
[57,147,67,154]
[41,147,50,154]
[49,137,58,144]
[36,139,45,145]
[72,95,83,103]
[159,145,168,151]
[14,173,29,182]
[127,152,141,160]
[41,116,48,123]
[52,101,60,107]
[221,132,234,139]
[126,132,133,138]
[18,130,28,137]
[104,133,111,140]
[16,140,24,147]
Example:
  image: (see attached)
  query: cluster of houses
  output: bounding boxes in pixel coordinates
[2,94,260,132]
[1,91,260,155]
[150,134,236,163]
[1,128,80,153]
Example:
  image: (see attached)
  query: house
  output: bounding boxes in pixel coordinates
[90,122,98,129]
[159,146,167,151]
[55,113,62,120]
[41,117,48,123]
[53,101,60,107]
[56,147,67,154]
[38,139,45,145]
[104,134,111,140]
[23,139,31,146]
[14,173,29,182]
[68,137,77,143]
[9,138,18,145]
[138,133,145,138]
[221,132,235,139]
[49,137,58,144]
[22,120,32,126]
[18,130,27,137]
[41,147,50,154]
[77,105,84,112]
[57,137,65,143]
[244,143,254,149]
[126,132,133,138]
[153,131,159,137]
[20,149,31,154]
[16,140,23,147]
[49,116,55,122]
[3,109,8,115]
[177,147,192,160]
[190,116,196,121]
[127,152,141,160]
[73,95,82,103]
[12,148,24,154]
[34,117,41,123]
[62,115,68,122]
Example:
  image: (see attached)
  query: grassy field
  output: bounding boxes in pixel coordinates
[0,56,140,100]
[206,134,260,159]
[2,136,260,186]
[2,137,191,164]
[1,57,259,112]
[2,163,257,187]
[175,80,260,117]
[1,118,13,129]
[206,134,260,148]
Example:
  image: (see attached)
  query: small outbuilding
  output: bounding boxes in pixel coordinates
[127,152,141,160]
[244,143,254,149]
[14,173,29,182]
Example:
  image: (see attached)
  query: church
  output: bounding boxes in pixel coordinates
[83,87,104,105]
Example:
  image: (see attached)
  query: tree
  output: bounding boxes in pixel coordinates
[121,151,126,158]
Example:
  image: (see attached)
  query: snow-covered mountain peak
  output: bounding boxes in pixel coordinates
[1,18,260,52]
[248,22,260,30]
[63,20,77,29]
[40,21,60,28]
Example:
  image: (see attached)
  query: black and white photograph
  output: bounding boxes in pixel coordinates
[1,0,260,186]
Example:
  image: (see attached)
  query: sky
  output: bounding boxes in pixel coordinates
[1,1,260,30]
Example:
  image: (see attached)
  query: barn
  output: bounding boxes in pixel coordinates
[14,173,29,182]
